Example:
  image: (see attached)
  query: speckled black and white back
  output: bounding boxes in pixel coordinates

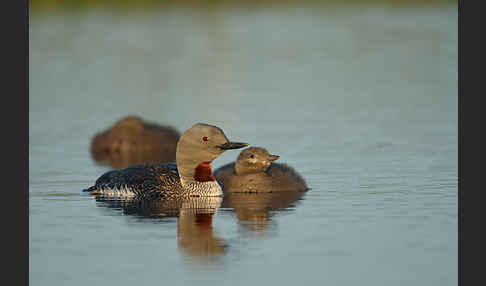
[84,163,183,199]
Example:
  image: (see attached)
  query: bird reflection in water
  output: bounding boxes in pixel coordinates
[221,191,306,237]
[94,196,227,258]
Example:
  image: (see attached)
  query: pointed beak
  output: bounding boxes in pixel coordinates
[268,154,280,162]
[218,141,249,150]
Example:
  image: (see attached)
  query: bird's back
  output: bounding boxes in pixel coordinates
[214,162,308,193]
[213,162,237,190]
[266,163,308,192]
[84,162,183,199]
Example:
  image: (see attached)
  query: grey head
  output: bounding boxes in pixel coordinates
[176,123,248,189]
[234,147,280,175]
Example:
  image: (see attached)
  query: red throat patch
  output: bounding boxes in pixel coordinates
[194,162,215,182]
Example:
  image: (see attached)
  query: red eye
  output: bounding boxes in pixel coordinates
[202,136,208,142]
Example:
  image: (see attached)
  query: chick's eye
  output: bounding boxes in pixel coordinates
[250,154,254,158]
[202,136,209,142]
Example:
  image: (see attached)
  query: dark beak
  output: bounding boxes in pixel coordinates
[268,154,280,162]
[218,142,249,150]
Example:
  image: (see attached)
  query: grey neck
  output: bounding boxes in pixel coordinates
[175,127,223,196]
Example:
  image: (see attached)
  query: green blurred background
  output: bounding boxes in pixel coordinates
[31,0,456,11]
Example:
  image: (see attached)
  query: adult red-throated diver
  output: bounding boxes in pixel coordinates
[84,123,248,199]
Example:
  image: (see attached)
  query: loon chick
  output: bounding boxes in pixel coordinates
[214,147,308,193]
[84,123,248,199]
[90,116,180,168]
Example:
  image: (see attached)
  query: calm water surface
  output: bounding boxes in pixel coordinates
[29,3,457,286]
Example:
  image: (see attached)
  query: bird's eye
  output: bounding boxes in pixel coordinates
[202,136,209,142]
[250,154,254,158]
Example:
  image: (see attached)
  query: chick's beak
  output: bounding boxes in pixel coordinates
[268,154,280,162]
